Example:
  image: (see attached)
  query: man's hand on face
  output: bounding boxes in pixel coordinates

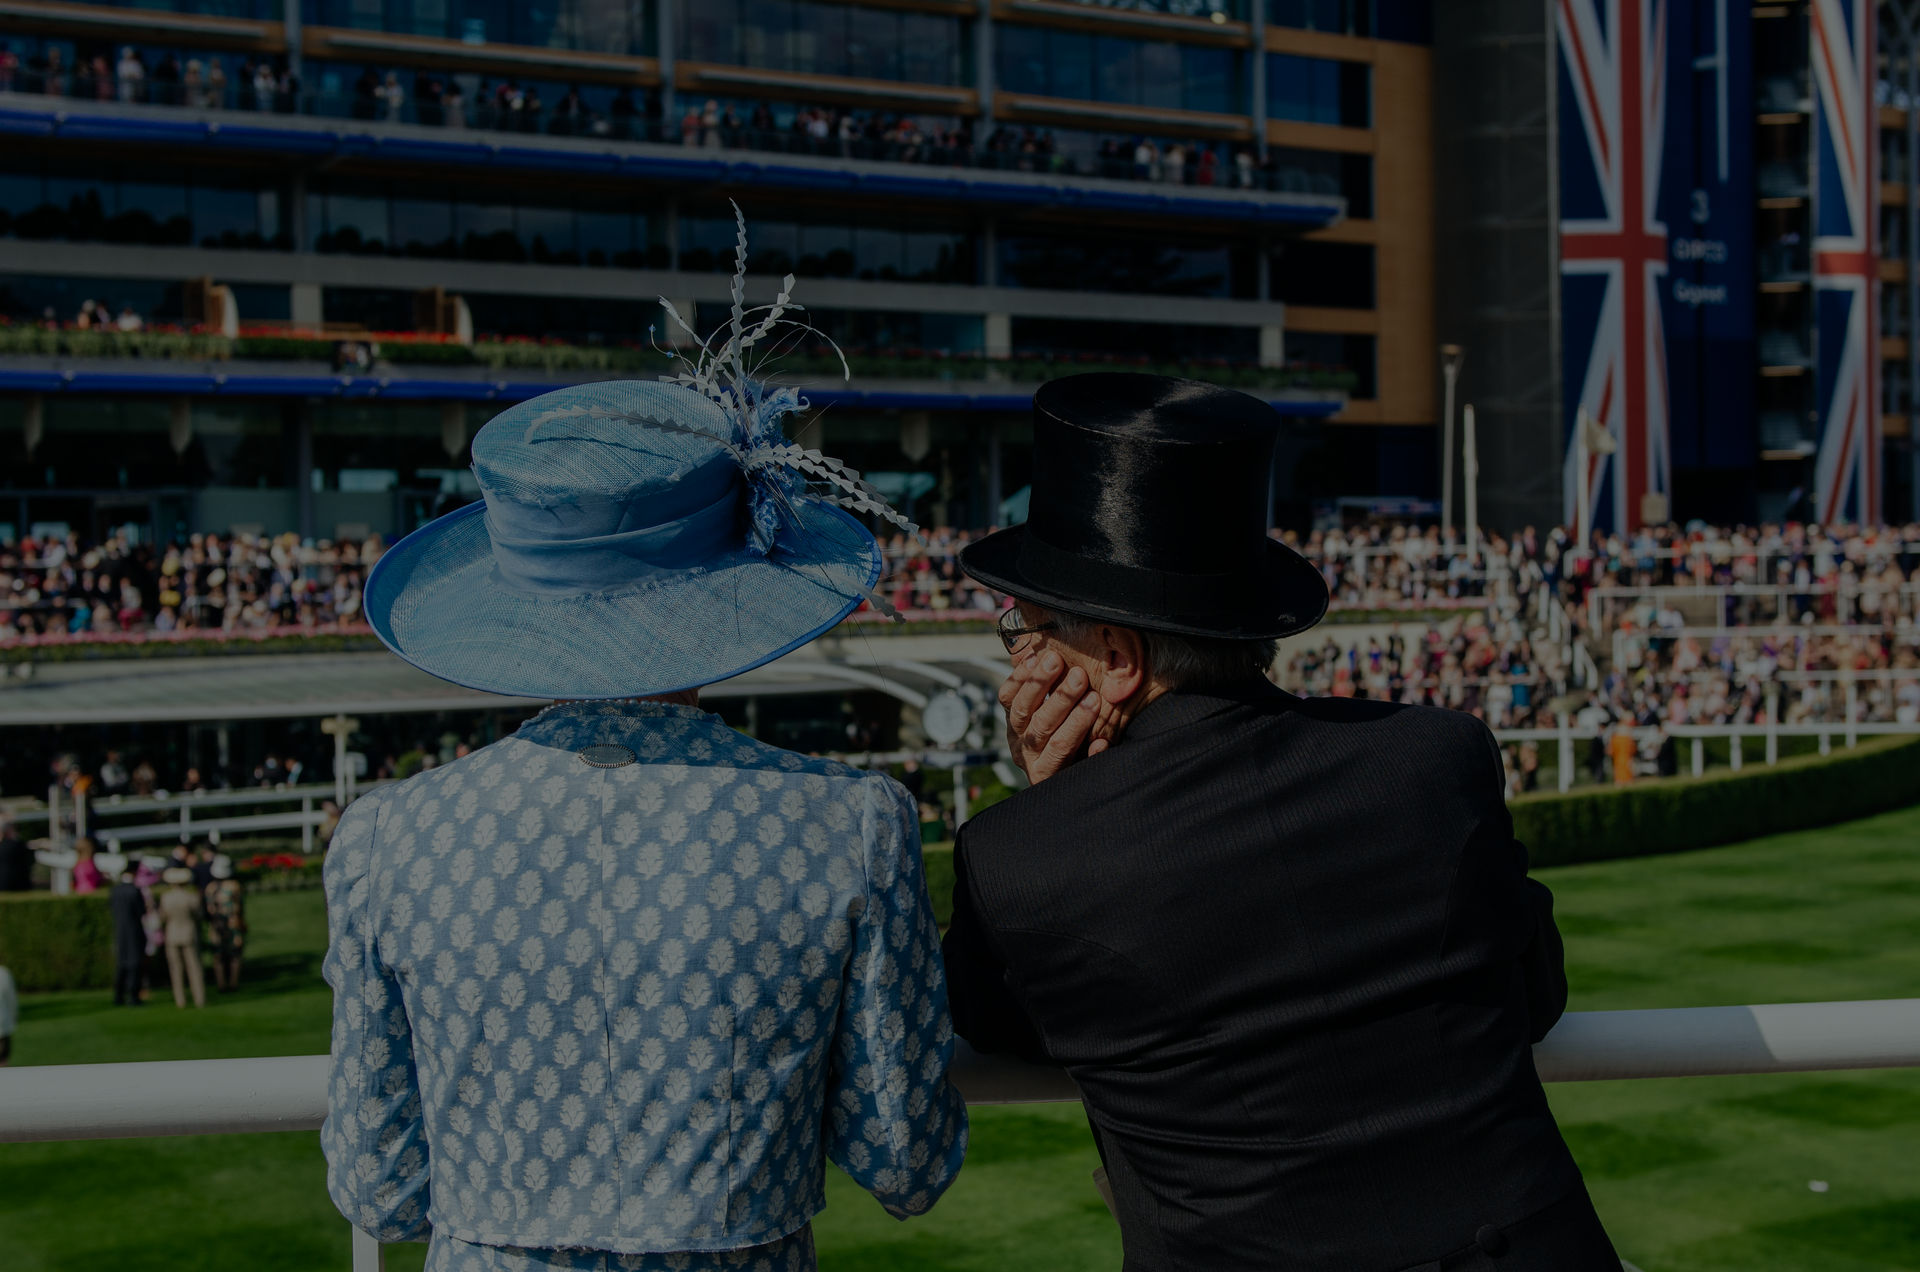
[999,647,1108,785]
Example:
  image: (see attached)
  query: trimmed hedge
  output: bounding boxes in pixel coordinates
[0,892,116,991]
[1512,734,1920,868]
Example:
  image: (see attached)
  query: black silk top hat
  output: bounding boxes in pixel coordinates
[959,373,1329,640]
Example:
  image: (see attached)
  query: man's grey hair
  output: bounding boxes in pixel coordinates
[1051,611,1279,690]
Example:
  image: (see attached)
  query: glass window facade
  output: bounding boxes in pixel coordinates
[1267,0,1371,36]
[1284,330,1374,397]
[1266,53,1369,127]
[997,231,1256,298]
[997,26,1242,114]
[0,164,284,250]
[302,0,654,56]
[679,211,975,284]
[307,179,662,266]
[1267,146,1371,216]
[1271,240,1373,307]
[680,1,970,86]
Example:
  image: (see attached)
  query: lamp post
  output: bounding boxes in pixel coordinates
[1439,344,1465,535]
[1463,404,1480,568]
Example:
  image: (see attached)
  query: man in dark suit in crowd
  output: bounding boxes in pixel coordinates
[109,866,147,1006]
[0,820,29,892]
[944,374,1617,1271]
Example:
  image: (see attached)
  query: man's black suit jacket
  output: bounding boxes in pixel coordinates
[944,683,1599,1271]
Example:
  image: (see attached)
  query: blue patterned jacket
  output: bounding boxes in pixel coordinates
[321,701,968,1260]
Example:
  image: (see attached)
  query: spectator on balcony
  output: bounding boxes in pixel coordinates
[380,71,405,122]
[115,47,144,103]
[205,56,226,106]
[0,820,28,892]
[152,51,180,106]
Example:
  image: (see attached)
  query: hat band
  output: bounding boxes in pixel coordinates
[1017,533,1245,618]
[485,484,742,599]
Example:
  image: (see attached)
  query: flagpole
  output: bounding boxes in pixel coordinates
[1440,345,1464,537]
[1575,406,1591,561]
[1463,404,1479,568]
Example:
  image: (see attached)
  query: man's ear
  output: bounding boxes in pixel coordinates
[1096,625,1148,704]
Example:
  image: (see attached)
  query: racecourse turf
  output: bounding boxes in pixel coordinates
[3,806,1920,1271]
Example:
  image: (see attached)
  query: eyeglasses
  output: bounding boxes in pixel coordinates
[998,606,1058,656]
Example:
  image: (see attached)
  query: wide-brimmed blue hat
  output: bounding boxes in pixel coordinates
[364,377,892,699]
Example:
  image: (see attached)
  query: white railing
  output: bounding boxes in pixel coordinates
[2,1000,1917,1269]
[1490,719,1920,791]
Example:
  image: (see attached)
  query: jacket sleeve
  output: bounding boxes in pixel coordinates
[941,830,1047,1062]
[320,793,432,1241]
[1516,842,1569,1044]
[823,774,969,1219]
[1479,725,1568,1043]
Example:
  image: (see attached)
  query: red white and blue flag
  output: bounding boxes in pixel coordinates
[1557,0,1672,532]
[1810,0,1879,524]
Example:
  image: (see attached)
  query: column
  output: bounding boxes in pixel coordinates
[986,420,1002,528]
[976,0,994,151]
[657,0,677,130]
[293,401,314,541]
[284,0,303,84]
[985,313,1011,360]
[1248,0,1267,163]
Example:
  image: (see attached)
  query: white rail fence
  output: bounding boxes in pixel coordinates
[1489,720,1920,792]
[2,1000,1918,1269]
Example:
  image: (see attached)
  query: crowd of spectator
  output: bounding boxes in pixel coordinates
[0,45,298,111]
[1278,518,1920,748]
[0,45,1331,193]
[0,528,382,640]
[871,527,1006,617]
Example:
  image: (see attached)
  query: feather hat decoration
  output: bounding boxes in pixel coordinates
[519,202,920,620]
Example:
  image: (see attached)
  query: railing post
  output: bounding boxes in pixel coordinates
[1846,678,1859,748]
[1729,730,1743,772]
[1820,730,1831,756]
[1691,736,1704,777]
[351,1227,385,1272]
[1557,716,1573,792]
[1765,686,1779,766]
[302,796,313,855]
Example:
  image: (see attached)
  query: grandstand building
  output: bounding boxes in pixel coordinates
[0,0,1436,546]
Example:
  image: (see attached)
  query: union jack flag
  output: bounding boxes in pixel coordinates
[1558,0,1671,533]
[1810,0,1879,524]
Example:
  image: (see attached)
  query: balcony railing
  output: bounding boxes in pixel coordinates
[2,1000,1917,1269]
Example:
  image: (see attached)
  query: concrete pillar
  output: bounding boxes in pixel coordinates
[1259,324,1284,369]
[975,0,994,149]
[293,401,314,541]
[985,313,1011,360]
[291,282,322,328]
[657,0,676,129]
[284,0,303,82]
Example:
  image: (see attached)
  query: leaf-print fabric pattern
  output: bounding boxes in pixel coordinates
[321,702,967,1269]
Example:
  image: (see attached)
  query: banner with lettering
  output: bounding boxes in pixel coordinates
[1558,0,1755,531]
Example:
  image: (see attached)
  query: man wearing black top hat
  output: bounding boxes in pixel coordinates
[944,374,1617,1271]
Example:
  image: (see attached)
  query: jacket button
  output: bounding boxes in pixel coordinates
[1474,1224,1509,1257]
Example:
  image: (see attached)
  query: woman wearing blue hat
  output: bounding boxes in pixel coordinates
[320,239,968,1271]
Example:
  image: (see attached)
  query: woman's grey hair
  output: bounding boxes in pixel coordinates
[1051,612,1279,689]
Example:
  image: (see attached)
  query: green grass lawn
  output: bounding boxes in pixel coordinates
[4,807,1920,1271]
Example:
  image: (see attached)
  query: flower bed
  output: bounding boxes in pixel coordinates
[0,623,381,663]
[236,851,325,892]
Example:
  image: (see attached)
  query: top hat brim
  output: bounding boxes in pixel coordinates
[959,525,1329,641]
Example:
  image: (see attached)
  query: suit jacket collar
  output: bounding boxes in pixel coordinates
[1120,677,1297,744]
